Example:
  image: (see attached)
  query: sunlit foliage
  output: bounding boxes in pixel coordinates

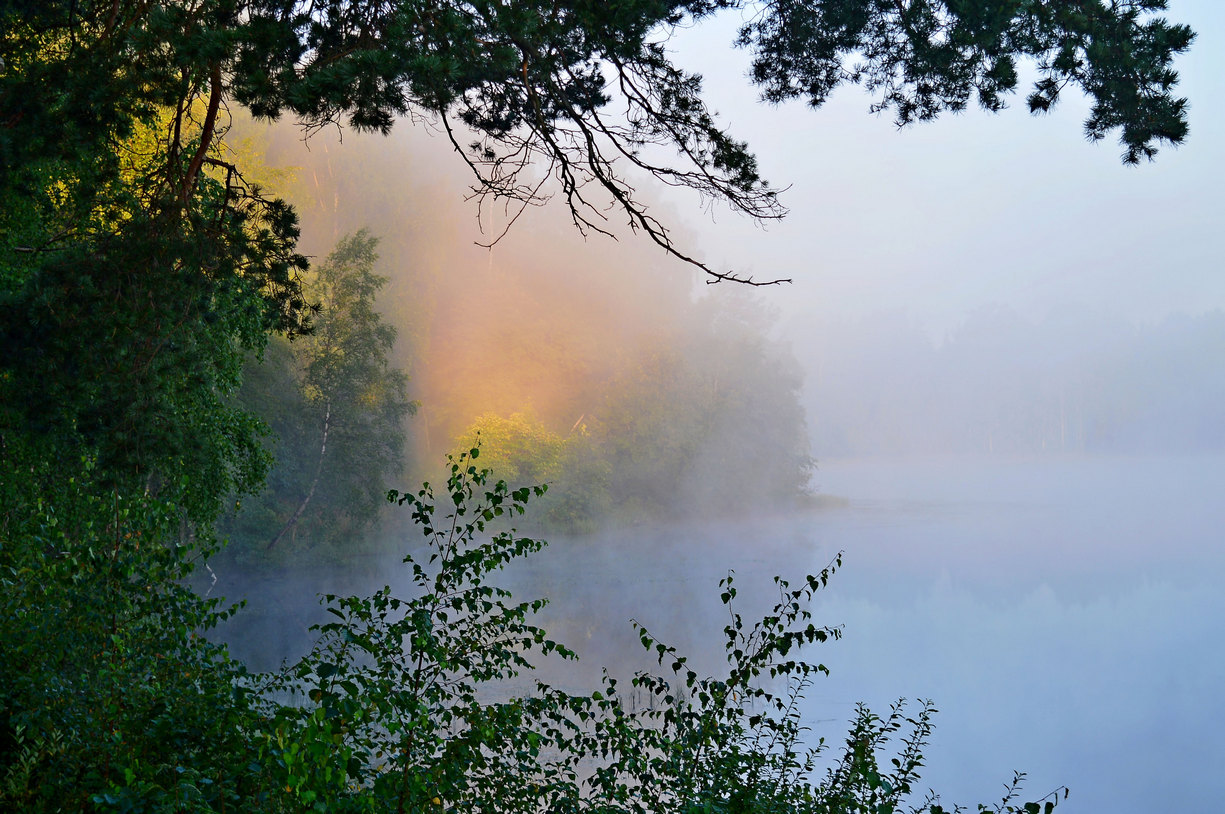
[444,293,813,533]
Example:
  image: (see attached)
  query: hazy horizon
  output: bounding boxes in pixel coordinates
[214,4,1225,810]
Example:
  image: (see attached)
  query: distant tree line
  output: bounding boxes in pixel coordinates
[801,306,1225,457]
[221,225,813,558]
[448,291,814,534]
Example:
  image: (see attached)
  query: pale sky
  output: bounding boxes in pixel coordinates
[663,0,1225,339]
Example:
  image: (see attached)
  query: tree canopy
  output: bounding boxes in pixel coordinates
[0,1,1196,518]
[222,230,416,561]
[2,0,1195,282]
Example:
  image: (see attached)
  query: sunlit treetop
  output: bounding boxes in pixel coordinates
[0,0,1196,289]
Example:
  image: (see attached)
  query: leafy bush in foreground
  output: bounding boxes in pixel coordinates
[1,449,1064,812]
[257,449,1064,814]
[0,458,258,810]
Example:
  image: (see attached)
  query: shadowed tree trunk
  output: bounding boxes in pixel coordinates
[267,401,330,550]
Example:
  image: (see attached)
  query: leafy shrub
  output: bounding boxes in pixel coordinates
[254,449,1066,814]
[0,459,261,812]
[1,447,1064,812]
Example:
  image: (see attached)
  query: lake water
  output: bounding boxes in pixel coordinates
[507,455,1225,813]
[220,454,1224,811]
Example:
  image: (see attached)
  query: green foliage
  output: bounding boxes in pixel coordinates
[0,172,298,522]
[2,444,1065,813]
[446,296,813,534]
[454,413,570,484]
[251,452,1066,814]
[260,452,580,812]
[740,0,1194,164]
[222,230,416,561]
[0,35,311,523]
[0,455,260,812]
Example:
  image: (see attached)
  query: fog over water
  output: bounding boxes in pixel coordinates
[217,2,1225,811]
[497,455,1225,813]
[226,455,1225,812]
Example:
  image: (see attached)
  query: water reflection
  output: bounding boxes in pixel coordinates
[510,456,1225,813]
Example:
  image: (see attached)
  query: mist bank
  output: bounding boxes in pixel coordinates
[791,305,1225,458]
[222,113,1225,555]
[215,118,813,562]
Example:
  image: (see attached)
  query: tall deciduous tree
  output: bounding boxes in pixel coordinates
[225,230,415,558]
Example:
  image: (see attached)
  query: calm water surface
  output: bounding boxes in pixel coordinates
[515,455,1225,813]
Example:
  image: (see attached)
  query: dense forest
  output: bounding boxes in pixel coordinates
[0,0,1194,811]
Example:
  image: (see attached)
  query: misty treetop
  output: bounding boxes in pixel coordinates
[221,230,416,562]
